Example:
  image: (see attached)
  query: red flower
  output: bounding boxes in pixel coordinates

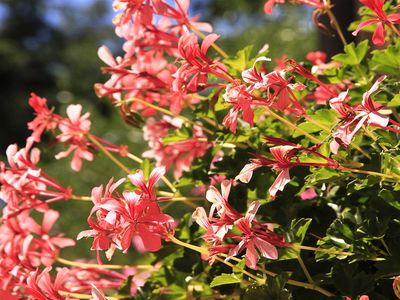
[330,76,389,153]
[352,0,400,46]
[173,32,229,93]
[143,117,210,179]
[55,104,93,172]
[226,201,278,269]
[222,84,254,133]
[27,93,60,142]
[78,168,175,262]
[236,143,338,198]
[24,267,69,300]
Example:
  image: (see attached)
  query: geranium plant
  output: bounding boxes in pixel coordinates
[2,0,400,299]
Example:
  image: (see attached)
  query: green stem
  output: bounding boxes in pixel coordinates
[291,244,352,256]
[167,235,335,297]
[188,24,229,59]
[297,256,314,285]
[70,195,92,201]
[265,107,322,144]
[340,166,400,181]
[116,97,214,135]
[87,134,131,174]
[56,257,153,270]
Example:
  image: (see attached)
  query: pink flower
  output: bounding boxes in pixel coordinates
[236,142,338,198]
[222,84,254,133]
[306,51,341,76]
[226,201,278,269]
[393,276,400,299]
[300,188,318,200]
[0,138,72,218]
[330,76,389,153]
[352,0,400,46]
[264,0,285,14]
[193,182,286,268]
[78,169,175,262]
[241,57,305,115]
[24,267,69,300]
[142,117,210,179]
[173,32,229,93]
[27,93,60,142]
[55,104,93,172]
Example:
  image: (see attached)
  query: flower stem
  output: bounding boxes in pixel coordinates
[291,244,353,256]
[188,25,229,59]
[167,235,335,297]
[116,97,214,135]
[264,107,322,144]
[340,166,400,181]
[70,195,92,201]
[56,257,153,270]
[214,256,265,284]
[297,255,314,285]
[58,291,93,299]
[87,134,131,174]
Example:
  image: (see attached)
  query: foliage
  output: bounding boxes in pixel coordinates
[1,0,400,299]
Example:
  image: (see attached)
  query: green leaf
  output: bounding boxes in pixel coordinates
[370,40,400,75]
[388,94,400,107]
[224,45,254,71]
[332,40,369,65]
[117,275,133,297]
[280,218,312,260]
[244,273,291,300]
[332,262,374,298]
[210,273,241,288]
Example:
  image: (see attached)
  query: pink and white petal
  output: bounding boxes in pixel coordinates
[191,21,213,32]
[368,112,389,127]
[388,13,400,23]
[221,180,232,200]
[206,186,225,206]
[201,33,220,55]
[54,267,69,291]
[51,237,76,248]
[98,46,116,67]
[91,185,104,204]
[71,151,83,172]
[66,104,82,123]
[245,241,258,269]
[148,166,166,189]
[128,170,146,190]
[235,162,261,183]
[91,283,107,300]
[192,207,211,230]
[77,229,97,240]
[268,168,290,198]
[254,237,278,260]
[245,201,260,224]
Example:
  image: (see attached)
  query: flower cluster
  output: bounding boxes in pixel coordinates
[78,167,176,262]
[3,0,400,298]
[27,93,127,172]
[193,180,286,269]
